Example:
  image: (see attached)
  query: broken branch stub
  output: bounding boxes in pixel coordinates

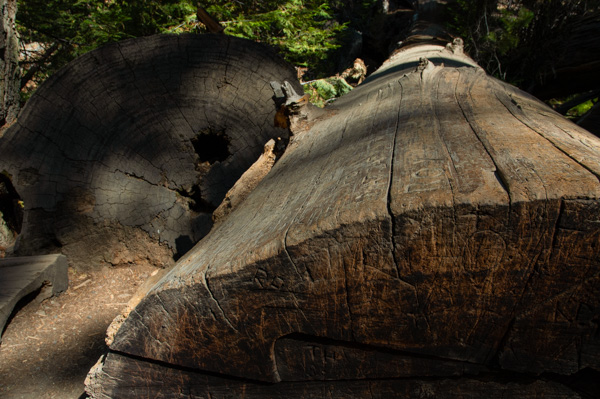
[89,40,600,396]
[271,80,325,133]
[0,34,300,269]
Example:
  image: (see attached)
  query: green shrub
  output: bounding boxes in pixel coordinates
[304,76,353,107]
[205,0,347,74]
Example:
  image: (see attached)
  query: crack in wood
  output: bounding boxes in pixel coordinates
[387,80,404,282]
[202,271,237,332]
[454,70,512,209]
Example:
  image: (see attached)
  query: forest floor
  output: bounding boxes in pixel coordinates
[0,262,163,398]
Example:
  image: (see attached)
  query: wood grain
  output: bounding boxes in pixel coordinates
[0,34,299,268]
[77,41,600,396]
[87,352,583,398]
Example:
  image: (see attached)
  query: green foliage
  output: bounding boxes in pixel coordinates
[17,0,369,98]
[204,0,348,74]
[548,94,599,120]
[566,98,598,118]
[16,0,197,95]
[486,7,534,56]
[18,0,197,54]
[303,76,353,107]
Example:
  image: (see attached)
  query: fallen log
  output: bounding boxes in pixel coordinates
[0,34,299,268]
[86,31,600,398]
[0,254,68,338]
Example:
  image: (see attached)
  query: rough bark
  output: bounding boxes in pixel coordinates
[212,138,280,224]
[0,34,299,269]
[86,36,600,397]
[531,10,600,100]
[0,0,19,133]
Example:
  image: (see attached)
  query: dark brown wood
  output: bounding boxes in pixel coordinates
[0,34,299,269]
[86,352,583,398]
[87,38,600,397]
[196,6,225,34]
[273,335,488,381]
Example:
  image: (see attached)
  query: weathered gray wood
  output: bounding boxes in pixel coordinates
[88,39,600,397]
[0,254,68,337]
[0,34,299,268]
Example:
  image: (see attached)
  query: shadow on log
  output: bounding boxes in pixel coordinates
[83,31,600,397]
[0,34,299,268]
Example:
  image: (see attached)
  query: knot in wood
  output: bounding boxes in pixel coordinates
[446,37,464,55]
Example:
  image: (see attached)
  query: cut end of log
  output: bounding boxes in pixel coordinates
[0,34,302,270]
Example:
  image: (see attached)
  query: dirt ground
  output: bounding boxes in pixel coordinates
[0,262,163,398]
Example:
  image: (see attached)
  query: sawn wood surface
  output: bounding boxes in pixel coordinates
[0,34,300,268]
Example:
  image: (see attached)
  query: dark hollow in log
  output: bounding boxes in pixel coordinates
[0,34,299,269]
[88,39,600,397]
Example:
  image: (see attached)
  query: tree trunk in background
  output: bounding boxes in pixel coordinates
[0,0,19,133]
[530,9,600,101]
[85,4,600,398]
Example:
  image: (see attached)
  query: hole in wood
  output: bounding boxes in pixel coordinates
[177,184,216,214]
[0,171,23,256]
[191,130,231,165]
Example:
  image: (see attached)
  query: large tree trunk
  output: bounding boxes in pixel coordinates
[85,17,600,399]
[530,9,600,101]
[0,0,19,133]
[0,34,299,269]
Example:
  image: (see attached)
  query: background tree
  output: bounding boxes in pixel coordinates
[446,0,600,131]
[1,0,19,132]
[16,0,197,100]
